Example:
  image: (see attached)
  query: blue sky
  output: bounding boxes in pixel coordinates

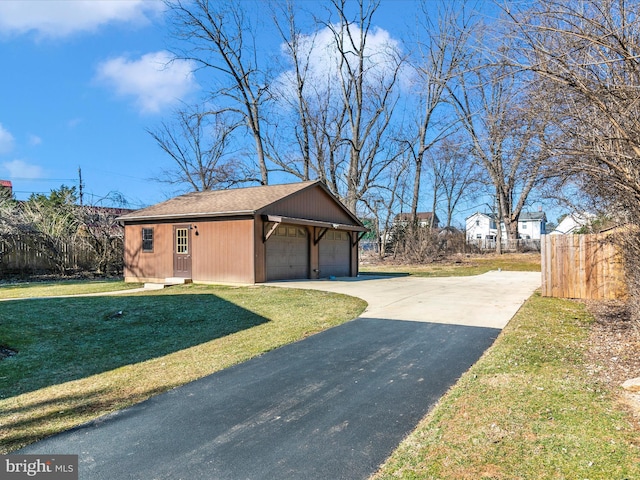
[0,0,423,210]
[0,1,557,224]
[0,1,195,208]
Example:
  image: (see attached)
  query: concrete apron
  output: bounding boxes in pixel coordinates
[267,270,541,329]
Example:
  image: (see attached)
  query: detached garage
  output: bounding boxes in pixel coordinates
[117,181,367,284]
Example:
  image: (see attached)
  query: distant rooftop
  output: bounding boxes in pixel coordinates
[395,212,438,222]
[519,212,547,221]
[467,211,546,221]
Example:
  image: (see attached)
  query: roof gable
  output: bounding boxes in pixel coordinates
[117,181,362,227]
[466,212,491,221]
[261,183,362,226]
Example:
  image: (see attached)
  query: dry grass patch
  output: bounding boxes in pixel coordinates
[0,284,366,453]
[361,253,541,277]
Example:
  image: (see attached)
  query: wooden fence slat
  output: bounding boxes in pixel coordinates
[541,233,626,300]
[541,235,549,296]
[0,235,123,275]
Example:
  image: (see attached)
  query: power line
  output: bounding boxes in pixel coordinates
[4,177,77,182]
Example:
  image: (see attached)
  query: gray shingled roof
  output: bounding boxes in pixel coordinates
[519,211,547,221]
[118,181,318,222]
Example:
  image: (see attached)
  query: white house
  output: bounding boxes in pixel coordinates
[518,212,547,239]
[466,212,497,243]
[466,211,547,244]
[550,213,594,235]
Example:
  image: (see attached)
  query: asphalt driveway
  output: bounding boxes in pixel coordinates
[19,271,540,479]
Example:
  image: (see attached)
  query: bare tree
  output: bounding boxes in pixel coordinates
[148,106,253,192]
[76,193,129,275]
[266,0,406,213]
[360,151,412,258]
[429,135,482,228]
[505,0,640,316]
[167,0,270,185]
[407,0,477,220]
[505,0,640,218]
[21,187,80,274]
[269,0,316,181]
[447,36,550,252]
[0,195,20,239]
[330,0,405,212]
[269,1,351,195]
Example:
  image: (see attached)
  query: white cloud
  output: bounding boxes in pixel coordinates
[95,51,198,114]
[28,134,42,146]
[67,118,83,129]
[274,25,408,102]
[0,1,164,39]
[2,159,44,179]
[0,124,15,154]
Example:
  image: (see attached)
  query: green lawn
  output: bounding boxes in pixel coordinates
[3,268,637,478]
[374,293,640,479]
[0,279,141,299]
[0,284,366,453]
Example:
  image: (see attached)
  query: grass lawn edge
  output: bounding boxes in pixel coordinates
[372,292,640,479]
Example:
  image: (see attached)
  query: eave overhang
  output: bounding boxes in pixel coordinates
[116,210,255,223]
[262,214,368,232]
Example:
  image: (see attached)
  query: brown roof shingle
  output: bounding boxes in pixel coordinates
[117,181,319,221]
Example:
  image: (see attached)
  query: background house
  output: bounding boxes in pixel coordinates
[0,180,12,198]
[118,181,367,284]
[466,210,547,249]
[466,212,497,244]
[394,212,440,229]
[550,213,594,235]
[518,211,547,239]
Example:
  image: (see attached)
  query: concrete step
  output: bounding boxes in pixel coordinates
[164,277,193,285]
[143,278,192,290]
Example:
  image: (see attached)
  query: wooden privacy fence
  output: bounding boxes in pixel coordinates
[468,238,541,252]
[541,234,626,300]
[0,236,99,274]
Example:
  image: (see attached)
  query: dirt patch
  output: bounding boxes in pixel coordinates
[0,345,18,360]
[585,300,640,424]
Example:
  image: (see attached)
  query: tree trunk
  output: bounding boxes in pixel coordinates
[411,154,422,220]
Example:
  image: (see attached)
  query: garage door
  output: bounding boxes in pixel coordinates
[266,225,309,281]
[319,230,351,278]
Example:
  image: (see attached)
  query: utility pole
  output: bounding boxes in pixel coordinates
[78,166,84,206]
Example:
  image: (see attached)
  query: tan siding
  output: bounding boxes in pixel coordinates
[264,186,355,224]
[192,219,255,283]
[309,230,320,279]
[122,183,362,283]
[123,223,173,282]
[124,220,255,283]
[350,232,359,276]
[254,217,266,283]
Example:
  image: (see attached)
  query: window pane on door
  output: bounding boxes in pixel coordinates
[176,228,188,254]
